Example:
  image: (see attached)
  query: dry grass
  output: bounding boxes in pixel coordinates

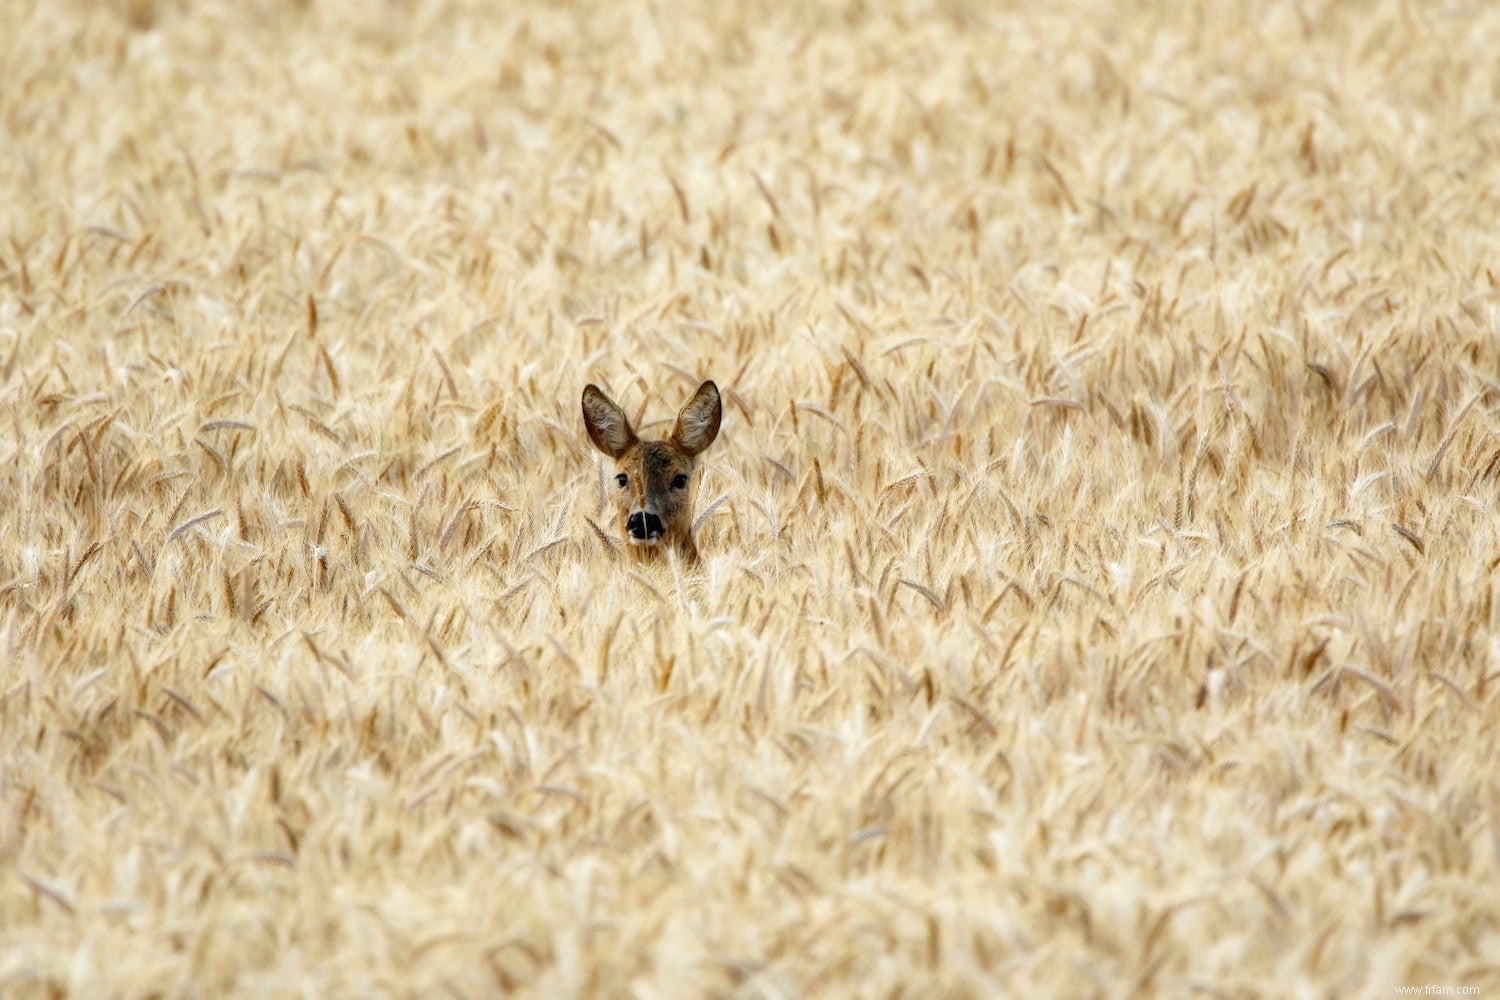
[2,0,1499,995]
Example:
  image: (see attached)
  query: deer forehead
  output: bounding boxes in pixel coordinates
[620,441,690,475]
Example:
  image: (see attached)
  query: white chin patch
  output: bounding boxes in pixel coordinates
[629,536,662,547]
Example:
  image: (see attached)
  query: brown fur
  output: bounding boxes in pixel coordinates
[582,381,722,562]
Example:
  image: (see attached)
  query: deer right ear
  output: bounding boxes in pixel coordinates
[582,384,636,458]
[672,380,722,457]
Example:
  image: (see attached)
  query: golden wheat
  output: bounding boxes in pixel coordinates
[2,0,1499,996]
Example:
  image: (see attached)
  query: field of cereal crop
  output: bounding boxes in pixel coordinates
[3,0,1500,995]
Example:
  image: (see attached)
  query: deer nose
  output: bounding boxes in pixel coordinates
[627,512,665,540]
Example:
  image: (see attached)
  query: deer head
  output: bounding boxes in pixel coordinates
[582,380,722,562]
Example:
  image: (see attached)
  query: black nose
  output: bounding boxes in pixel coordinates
[627,512,665,539]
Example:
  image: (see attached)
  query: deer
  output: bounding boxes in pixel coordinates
[581,379,722,563]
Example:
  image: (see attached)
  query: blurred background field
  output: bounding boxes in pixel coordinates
[2,0,1499,995]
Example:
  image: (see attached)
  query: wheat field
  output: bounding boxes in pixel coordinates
[2,0,1499,996]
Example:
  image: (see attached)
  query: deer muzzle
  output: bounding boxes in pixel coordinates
[626,511,665,544]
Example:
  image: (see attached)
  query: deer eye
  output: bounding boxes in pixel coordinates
[672,474,689,490]
[616,473,629,488]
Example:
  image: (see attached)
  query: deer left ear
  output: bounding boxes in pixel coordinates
[582,384,637,458]
[672,380,722,457]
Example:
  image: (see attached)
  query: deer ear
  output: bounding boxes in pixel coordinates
[582,384,636,458]
[672,380,722,457]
